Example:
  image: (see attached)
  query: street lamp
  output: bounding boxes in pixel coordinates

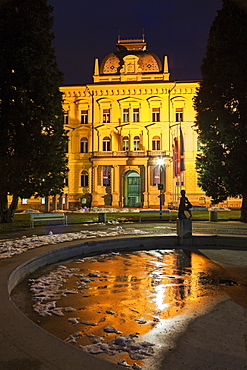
[157,157,164,217]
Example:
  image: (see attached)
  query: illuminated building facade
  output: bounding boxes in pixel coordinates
[58,37,243,211]
[19,37,241,211]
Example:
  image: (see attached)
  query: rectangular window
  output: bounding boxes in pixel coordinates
[103,109,110,123]
[152,108,160,122]
[63,111,69,124]
[133,108,140,122]
[176,108,183,122]
[81,172,89,187]
[123,108,129,123]
[103,165,110,186]
[81,110,88,124]
[21,198,28,205]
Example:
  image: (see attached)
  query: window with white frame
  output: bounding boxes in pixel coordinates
[80,110,88,124]
[102,136,111,151]
[21,198,28,205]
[80,137,88,153]
[133,108,140,122]
[133,136,140,151]
[122,136,129,151]
[152,107,160,122]
[152,135,161,150]
[103,108,110,123]
[123,108,129,123]
[80,171,89,187]
[176,108,183,122]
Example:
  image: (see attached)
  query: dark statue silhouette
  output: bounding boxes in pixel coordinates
[178,190,192,219]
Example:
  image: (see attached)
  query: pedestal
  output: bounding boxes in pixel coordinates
[177,218,192,245]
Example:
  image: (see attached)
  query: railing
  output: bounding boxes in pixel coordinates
[93,150,167,158]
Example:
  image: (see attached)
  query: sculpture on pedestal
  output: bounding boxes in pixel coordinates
[178,190,192,219]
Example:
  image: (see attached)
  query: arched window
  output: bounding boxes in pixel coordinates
[80,171,88,187]
[122,136,129,151]
[103,136,111,151]
[80,137,88,153]
[152,135,160,150]
[133,136,140,151]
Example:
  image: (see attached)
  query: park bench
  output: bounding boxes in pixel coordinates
[139,210,172,222]
[30,212,68,227]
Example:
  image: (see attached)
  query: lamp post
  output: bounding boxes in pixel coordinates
[157,157,164,217]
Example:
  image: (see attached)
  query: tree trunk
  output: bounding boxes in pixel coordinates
[240,192,247,223]
[0,193,18,223]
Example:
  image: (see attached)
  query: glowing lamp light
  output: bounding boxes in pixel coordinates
[157,157,164,166]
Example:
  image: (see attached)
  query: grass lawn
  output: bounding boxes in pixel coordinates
[0,210,241,234]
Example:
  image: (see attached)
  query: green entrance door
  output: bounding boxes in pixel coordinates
[124,171,141,207]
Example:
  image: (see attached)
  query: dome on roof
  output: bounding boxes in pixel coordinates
[100,39,162,75]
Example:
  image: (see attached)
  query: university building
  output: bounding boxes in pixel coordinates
[61,37,206,211]
[20,37,240,211]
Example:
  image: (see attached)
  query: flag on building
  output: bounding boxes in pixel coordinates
[103,165,109,186]
[153,165,160,185]
[180,127,185,172]
[173,137,178,177]
[173,128,185,177]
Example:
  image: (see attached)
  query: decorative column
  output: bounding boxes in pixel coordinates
[142,164,149,208]
[91,165,100,207]
[111,165,120,207]
[64,194,69,210]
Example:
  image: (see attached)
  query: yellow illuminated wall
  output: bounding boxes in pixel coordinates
[17,38,241,211]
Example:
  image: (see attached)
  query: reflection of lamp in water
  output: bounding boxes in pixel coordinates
[157,157,164,217]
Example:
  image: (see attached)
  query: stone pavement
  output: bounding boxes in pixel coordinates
[0,220,247,369]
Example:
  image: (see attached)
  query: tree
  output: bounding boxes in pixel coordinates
[0,0,68,222]
[194,0,247,222]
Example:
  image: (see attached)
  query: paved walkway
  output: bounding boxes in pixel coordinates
[0,220,247,369]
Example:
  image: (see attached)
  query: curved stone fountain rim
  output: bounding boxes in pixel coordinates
[4,234,247,370]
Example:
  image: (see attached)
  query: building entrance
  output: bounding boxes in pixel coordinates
[124,171,141,208]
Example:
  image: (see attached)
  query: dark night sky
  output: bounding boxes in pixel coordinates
[48,0,222,86]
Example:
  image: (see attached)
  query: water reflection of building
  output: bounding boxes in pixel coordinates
[18,37,241,211]
[37,251,223,343]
